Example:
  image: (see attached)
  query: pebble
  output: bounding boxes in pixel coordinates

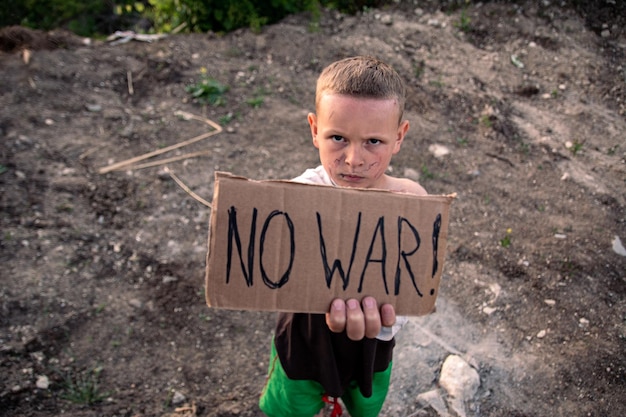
[36,375,50,390]
[427,19,440,27]
[536,329,547,339]
[171,390,186,405]
[428,144,451,158]
[483,306,497,315]
[85,103,102,112]
[612,235,626,256]
[403,167,420,181]
[162,275,178,284]
[380,15,393,25]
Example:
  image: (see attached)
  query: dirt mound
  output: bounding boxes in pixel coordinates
[0,25,89,53]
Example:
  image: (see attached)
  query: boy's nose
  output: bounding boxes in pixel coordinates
[344,145,364,167]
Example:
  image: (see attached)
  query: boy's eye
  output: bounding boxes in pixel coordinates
[331,135,345,142]
[368,138,381,145]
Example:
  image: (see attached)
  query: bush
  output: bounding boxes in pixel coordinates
[0,0,396,37]
[0,0,142,37]
[147,0,320,33]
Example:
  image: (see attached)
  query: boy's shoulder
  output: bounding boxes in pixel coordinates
[385,175,428,196]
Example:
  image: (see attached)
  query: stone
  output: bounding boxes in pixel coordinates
[439,355,480,417]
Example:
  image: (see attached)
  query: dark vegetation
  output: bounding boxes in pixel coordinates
[1,0,625,38]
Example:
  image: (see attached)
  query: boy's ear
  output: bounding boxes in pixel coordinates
[393,120,410,154]
[308,113,319,148]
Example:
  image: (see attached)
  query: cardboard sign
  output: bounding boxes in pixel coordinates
[205,172,454,316]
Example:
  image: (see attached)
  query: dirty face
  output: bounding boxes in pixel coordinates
[308,93,409,189]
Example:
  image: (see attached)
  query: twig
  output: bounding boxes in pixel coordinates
[165,167,212,209]
[79,144,107,160]
[22,49,31,65]
[127,70,134,95]
[127,150,212,170]
[98,111,222,173]
[485,152,515,167]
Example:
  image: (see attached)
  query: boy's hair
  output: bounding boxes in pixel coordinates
[315,56,406,121]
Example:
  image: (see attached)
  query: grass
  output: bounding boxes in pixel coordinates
[247,87,268,108]
[185,72,229,106]
[500,228,512,248]
[421,164,435,180]
[456,136,469,146]
[219,112,236,125]
[479,114,493,128]
[61,367,109,405]
[246,95,265,108]
[569,139,585,156]
[454,8,471,32]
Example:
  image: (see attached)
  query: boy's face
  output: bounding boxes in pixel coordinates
[308,93,409,189]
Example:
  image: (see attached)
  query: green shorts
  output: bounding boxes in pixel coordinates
[259,341,392,417]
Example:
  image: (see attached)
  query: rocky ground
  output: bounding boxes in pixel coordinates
[1,1,625,416]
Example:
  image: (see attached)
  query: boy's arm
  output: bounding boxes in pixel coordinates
[326,296,396,341]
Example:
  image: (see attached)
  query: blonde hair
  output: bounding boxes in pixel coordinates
[315,56,406,121]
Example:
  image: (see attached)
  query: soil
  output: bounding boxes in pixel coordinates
[1,1,625,416]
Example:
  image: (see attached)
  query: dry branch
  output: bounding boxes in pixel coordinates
[164,167,212,209]
[98,111,222,173]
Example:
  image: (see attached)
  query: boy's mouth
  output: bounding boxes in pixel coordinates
[339,173,365,183]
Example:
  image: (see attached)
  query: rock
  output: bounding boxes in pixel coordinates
[417,389,450,417]
[403,167,420,181]
[36,375,49,389]
[612,235,626,256]
[162,275,178,284]
[428,144,451,158]
[380,15,393,25]
[483,306,497,315]
[171,390,186,405]
[85,103,102,112]
[439,355,480,417]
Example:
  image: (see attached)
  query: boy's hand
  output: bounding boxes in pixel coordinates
[326,297,396,341]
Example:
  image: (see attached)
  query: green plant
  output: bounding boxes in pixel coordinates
[413,60,425,80]
[147,0,324,34]
[219,112,236,125]
[455,8,471,32]
[429,78,444,88]
[185,72,229,106]
[246,87,268,108]
[247,96,265,108]
[569,139,585,156]
[61,367,109,405]
[480,114,493,128]
[421,164,435,180]
[456,136,469,146]
[0,164,7,175]
[518,142,531,155]
[500,228,512,248]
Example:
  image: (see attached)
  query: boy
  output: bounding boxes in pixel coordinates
[259,56,427,417]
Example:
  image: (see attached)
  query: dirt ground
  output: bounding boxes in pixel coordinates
[1,1,625,416]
